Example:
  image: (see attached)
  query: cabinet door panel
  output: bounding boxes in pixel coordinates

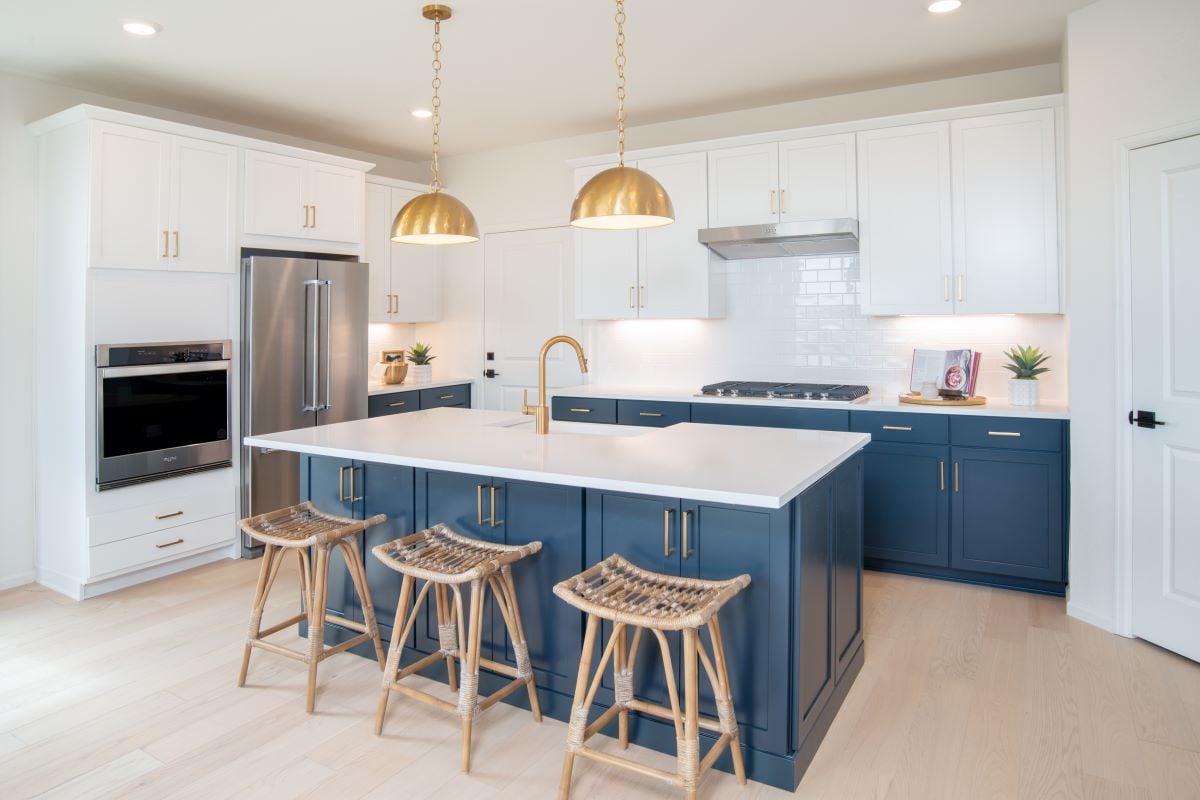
[795,476,834,747]
[300,456,358,620]
[169,136,236,273]
[707,143,778,228]
[491,481,584,696]
[951,448,1063,581]
[638,152,714,319]
[90,122,170,270]
[390,188,441,321]
[833,453,864,680]
[857,122,953,315]
[779,134,857,222]
[244,150,307,237]
[365,182,393,322]
[682,501,790,754]
[574,163,639,319]
[861,442,950,566]
[360,463,416,640]
[307,162,363,244]
[585,491,680,710]
[952,109,1059,314]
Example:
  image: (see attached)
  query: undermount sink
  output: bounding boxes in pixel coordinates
[489,417,646,437]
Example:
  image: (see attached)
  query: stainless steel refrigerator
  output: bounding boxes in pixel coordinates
[240,255,368,552]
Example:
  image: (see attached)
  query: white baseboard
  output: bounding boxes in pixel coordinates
[35,567,84,600]
[36,545,235,601]
[0,572,37,592]
[1066,600,1124,635]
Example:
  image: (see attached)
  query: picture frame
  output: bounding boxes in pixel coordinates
[379,349,406,364]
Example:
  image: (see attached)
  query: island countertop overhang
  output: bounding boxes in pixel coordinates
[244,407,871,509]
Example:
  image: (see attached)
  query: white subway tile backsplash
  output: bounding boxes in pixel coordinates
[586,255,1068,402]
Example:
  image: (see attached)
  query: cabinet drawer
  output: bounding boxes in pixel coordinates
[89,513,235,578]
[88,489,234,547]
[369,390,419,417]
[950,416,1063,452]
[551,396,617,424]
[691,403,849,431]
[851,411,947,444]
[617,399,690,427]
[419,383,470,409]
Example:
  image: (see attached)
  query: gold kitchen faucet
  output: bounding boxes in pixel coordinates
[522,335,589,434]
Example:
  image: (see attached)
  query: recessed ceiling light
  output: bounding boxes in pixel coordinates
[927,0,963,13]
[122,20,161,36]
[411,109,433,119]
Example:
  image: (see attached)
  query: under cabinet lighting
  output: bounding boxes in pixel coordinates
[122,20,161,36]
[927,0,963,13]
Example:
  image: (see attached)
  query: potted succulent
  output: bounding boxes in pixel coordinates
[1003,345,1050,406]
[408,342,436,383]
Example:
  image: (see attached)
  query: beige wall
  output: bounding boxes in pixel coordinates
[0,69,422,589]
[1062,0,1200,632]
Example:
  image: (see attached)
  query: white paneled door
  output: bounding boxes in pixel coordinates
[1130,134,1200,663]
[482,227,581,412]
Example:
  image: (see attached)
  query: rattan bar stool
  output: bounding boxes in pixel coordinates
[371,523,543,773]
[553,554,751,800]
[237,501,387,712]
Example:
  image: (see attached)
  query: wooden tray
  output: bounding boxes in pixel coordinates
[899,393,987,407]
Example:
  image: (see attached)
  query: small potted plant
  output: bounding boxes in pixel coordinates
[1003,345,1050,406]
[408,342,436,383]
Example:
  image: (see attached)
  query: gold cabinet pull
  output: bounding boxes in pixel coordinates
[439,394,455,400]
[769,189,776,215]
[350,466,363,502]
[490,485,503,527]
[161,230,169,257]
[639,285,645,308]
[943,275,950,302]
[476,483,487,525]
[569,407,592,413]
[881,425,912,431]
[338,466,348,501]
[639,411,664,417]
[386,401,407,408]
[987,431,1022,438]
[682,510,692,559]
[172,230,180,257]
[311,204,316,228]
[392,294,399,314]
[939,460,945,492]
[629,286,635,309]
[957,274,965,302]
[663,508,674,557]
[780,188,787,214]
[302,205,310,228]
[155,538,184,549]
[954,462,960,493]
[154,510,184,520]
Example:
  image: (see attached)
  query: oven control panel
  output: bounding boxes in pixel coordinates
[97,340,232,367]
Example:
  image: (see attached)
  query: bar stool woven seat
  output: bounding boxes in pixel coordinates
[371,523,543,773]
[553,554,751,800]
[236,501,387,712]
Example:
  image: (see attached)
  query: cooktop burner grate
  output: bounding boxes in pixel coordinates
[699,381,870,402]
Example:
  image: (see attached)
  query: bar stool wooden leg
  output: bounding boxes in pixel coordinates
[499,565,542,722]
[558,613,600,800]
[707,615,746,784]
[459,578,486,773]
[238,543,276,687]
[340,537,386,669]
[681,628,701,800]
[306,544,330,713]
[374,574,414,735]
[434,583,458,692]
[614,624,629,749]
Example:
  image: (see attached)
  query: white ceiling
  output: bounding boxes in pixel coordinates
[2,0,1092,161]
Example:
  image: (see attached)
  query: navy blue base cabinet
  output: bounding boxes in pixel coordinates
[368,382,471,418]
[298,452,865,792]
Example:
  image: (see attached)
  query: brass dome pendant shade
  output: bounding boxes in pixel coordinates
[392,4,478,245]
[570,0,673,230]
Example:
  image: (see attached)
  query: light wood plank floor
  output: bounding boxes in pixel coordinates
[2,558,1198,799]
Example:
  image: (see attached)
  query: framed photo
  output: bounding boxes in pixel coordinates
[380,349,406,363]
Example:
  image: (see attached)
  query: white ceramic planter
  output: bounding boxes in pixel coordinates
[411,364,433,383]
[1008,378,1040,406]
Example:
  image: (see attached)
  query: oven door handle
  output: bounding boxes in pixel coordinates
[302,279,322,412]
[97,361,230,379]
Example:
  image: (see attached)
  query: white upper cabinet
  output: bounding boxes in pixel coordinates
[244,150,363,244]
[89,123,170,270]
[857,122,955,315]
[89,122,235,272]
[779,134,857,222]
[707,143,778,228]
[574,162,639,320]
[638,152,716,319]
[364,179,440,323]
[950,109,1059,314]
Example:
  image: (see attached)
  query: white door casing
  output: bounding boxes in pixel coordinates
[482,227,581,412]
[1130,133,1200,662]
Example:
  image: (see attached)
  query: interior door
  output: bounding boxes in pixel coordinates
[89,122,170,270]
[169,135,237,273]
[481,227,581,411]
[1130,134,1200,662]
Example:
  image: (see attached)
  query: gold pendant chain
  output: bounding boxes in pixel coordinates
[429,17,443,191]
[615,0,627,167]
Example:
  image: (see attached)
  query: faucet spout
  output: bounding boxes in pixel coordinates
[522,335,589,434]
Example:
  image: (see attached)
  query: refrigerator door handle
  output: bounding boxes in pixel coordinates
[302,279,322,412]
[321,279,332,411]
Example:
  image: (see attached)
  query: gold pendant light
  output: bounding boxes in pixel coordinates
[570,0,673,230]
[392,4,479,245]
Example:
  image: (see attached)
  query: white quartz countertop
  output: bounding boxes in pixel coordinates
[368,377,475,396]
[549,384,1070,420]
[244,408,870,509]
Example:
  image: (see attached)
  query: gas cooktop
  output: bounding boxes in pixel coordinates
[699,381,870,403]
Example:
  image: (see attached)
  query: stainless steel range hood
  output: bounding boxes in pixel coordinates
[697,218,859,260]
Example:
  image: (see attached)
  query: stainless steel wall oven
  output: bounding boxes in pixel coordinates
[95,340,232,490]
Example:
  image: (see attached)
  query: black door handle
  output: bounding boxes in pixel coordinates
[483,368,500,378]
[1129,410,1166,429]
